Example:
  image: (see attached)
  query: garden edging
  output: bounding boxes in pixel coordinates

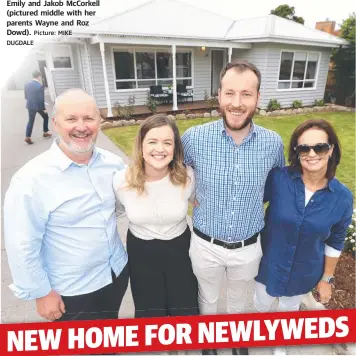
[100,105,354,130]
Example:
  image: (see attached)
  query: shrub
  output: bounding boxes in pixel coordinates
[292,100,303,109]
[204,91,218,109]
[204,90,209,102]
[209,96,219,108]
[267,99,281,111]
[314,99,324,106]
[114,101,124,119]
[325,91,336,104]
[125,95,135,119]
[344,210,356,253]
[115,95,136,119]
[146,93,157,113]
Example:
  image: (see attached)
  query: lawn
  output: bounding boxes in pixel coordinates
[105,112,355,194]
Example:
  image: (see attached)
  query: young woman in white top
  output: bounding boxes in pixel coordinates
[113,114,199,318]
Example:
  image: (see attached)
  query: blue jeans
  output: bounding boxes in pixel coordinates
[26,109,49,137]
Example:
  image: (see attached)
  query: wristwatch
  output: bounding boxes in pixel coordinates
[321,275,335,284]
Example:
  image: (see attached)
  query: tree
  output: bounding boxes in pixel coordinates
[270,4,305,24]
[332,13,355,105]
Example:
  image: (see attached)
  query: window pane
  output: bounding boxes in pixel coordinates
[114,52,135,80]
[53,57,71,68]
[157,52,172,78]
[278,81,290,89]
[176,52,192,77]
[308,53,319,62]
[137,80,156,88]
[157,79,192,86]
[294,52,307,61]
[136,52,155,79]
[306,60,317,79]
[157,79,173,86]
[279,52,293,80]
[53,45,70,57]
[177,78,192,86]
[292,53,307,80]
[116,81,136,89]
[291,81,303,88]
[304,81,315,88]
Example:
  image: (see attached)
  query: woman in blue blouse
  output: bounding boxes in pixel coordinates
[254,119,353,319]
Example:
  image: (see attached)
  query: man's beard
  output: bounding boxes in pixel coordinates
[221,106,255,131]
[67,140,95,153]
[59,135,96,154]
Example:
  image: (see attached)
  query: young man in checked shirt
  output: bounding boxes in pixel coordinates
[182,60,285,355]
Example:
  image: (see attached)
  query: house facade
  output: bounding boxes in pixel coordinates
[31,0,346,114]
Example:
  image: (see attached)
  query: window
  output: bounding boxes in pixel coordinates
[113,48,192,90]
[157,52,173,79]
[277,51,319,90]
[52,45,73,69]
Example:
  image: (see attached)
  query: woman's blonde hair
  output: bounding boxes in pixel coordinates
[125,114,189,194]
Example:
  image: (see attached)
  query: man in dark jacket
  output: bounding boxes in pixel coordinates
[24,70,52,144]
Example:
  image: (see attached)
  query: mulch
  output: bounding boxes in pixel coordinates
[312,251,355,309]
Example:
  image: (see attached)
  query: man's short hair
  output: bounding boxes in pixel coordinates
[32,70,42,79]
[220,59,261,92]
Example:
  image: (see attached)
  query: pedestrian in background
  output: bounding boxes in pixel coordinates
[24,70,52,144]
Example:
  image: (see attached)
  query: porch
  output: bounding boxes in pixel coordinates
[83,33,251,117]
[99,100,218,119]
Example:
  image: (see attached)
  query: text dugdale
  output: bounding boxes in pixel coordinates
[7,40,34,45]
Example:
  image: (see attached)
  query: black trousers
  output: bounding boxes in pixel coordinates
[127,227,199,318]
[57,264,129,321]
[26,109,49,137]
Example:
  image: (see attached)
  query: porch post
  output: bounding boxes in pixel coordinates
[228,47,232,63]
[99,41,113,118]
[44,50,56,103]
[172,44,178,111]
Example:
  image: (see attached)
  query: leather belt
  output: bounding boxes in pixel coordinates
[193,227,258,250]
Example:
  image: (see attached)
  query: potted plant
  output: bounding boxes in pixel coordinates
[167,84,173,94]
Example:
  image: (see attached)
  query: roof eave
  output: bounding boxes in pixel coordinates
[74,30,229,42]
[86,33,252,49]
[229,36,347,48]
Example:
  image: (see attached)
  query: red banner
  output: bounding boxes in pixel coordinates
[1,309,355,354]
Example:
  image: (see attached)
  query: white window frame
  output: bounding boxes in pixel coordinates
[276,50,321,91]
[111,46,194,92]
[50,45,74,71]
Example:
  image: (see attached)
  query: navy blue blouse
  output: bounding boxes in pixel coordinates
[255,167,353,297]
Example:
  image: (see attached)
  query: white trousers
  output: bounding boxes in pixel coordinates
[189,232,263,315]
[254,281,305,312]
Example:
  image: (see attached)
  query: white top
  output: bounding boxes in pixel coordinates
[113,167,195,240]
[305,187,341,258]
[305,187,314,206]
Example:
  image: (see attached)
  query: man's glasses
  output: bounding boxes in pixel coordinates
[294,143,332,156]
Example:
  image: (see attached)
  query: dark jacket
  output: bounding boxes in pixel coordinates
[24,80,45,111]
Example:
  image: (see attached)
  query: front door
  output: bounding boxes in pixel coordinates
[211,50,225,96]
[37,60,48,87]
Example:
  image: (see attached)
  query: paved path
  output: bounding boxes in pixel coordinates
[1,90,336,355]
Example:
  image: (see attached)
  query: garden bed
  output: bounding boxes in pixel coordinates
[104,106,220,121]
[312,251,355,309]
